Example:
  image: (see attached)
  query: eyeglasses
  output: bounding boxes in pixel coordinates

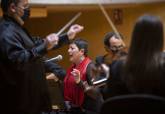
[17,4,30,10]
[110,45,123,51]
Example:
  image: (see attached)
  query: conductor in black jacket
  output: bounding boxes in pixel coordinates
[0,0,84,114]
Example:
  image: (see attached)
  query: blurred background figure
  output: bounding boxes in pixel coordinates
[94,32,127,100]
[103,15,165,100]
[95,32,127,66]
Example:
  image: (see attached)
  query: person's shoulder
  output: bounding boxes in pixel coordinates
[86,61,96,74]
[161,52,165,65]
[162,52,165,58]
[0,26,16,44]
[0,19,16,33]
[111,59,124,67]
[87,61,95,68]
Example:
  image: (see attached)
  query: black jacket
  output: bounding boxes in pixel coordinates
[0,15,68,114]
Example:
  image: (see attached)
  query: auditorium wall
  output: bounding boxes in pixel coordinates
[24,3,165,68]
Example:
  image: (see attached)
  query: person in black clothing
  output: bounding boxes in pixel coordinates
[122,15,165,97]
[95,32,127,84]
[94,32,127,100]
[0,0,84,114]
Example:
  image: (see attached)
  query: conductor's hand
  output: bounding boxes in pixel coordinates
[45,33,59,50]
[71,69,81,84]
[67,24,84,40]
